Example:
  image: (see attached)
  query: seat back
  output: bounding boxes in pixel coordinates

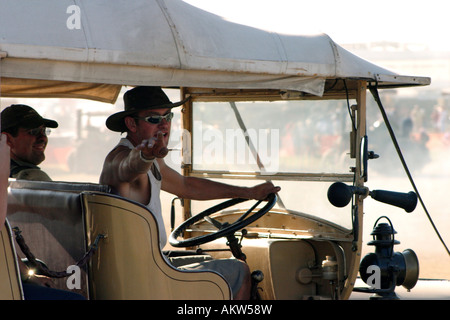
[6,179,112,298]
[0,220,23,300]
[8,179,112,193]
[83,192,231,300]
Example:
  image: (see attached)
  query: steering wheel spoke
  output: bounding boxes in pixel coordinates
[236,199,263,223]
[204,216,228,230]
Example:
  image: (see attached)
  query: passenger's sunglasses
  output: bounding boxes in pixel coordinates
[134,112,174,124]
[27,127,51,137]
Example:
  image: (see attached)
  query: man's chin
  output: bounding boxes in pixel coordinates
[31,154,45,165]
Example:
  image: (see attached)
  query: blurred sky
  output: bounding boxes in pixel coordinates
[184,0,450,51]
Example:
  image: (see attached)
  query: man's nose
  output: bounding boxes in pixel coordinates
[35,131,48,142]
[158,118,170,127]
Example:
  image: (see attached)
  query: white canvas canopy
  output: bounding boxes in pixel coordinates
[0,0,430,103]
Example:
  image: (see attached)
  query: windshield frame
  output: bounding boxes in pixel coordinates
[179,84,368,232]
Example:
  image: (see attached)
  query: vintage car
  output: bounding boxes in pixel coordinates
[1,0,447,300]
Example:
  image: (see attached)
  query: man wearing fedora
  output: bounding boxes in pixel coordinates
[100,86,280,300]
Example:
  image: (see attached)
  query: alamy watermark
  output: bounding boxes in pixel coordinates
[66,265,81,289]
[365,265,381,290]
[66,5,81,30]
[169,122,280,173]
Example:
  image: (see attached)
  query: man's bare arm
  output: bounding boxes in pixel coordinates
[101,131,169,186]
[100,146,152,186]
[159,158,280,201]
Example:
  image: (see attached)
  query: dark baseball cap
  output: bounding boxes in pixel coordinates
[1,104,58,132]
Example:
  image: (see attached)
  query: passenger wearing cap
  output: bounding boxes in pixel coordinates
[1,104,58,181]
[1,104,85,300]
[100,86,281,300]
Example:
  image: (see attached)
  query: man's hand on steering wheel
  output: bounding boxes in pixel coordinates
[247,182,280,200]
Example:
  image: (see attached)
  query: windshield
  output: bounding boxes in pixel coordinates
[190,99,357,229]
[192,100,355,174]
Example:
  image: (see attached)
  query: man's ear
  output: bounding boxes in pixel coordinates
[124,116,137,132]
[2,132,14,147]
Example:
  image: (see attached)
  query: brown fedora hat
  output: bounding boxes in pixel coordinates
[106,86,188,132]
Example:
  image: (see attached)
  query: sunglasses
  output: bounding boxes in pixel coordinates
[135,112,174,124]
[27,127,51,137]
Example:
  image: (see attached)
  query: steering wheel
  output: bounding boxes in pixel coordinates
[169,193,277,248]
